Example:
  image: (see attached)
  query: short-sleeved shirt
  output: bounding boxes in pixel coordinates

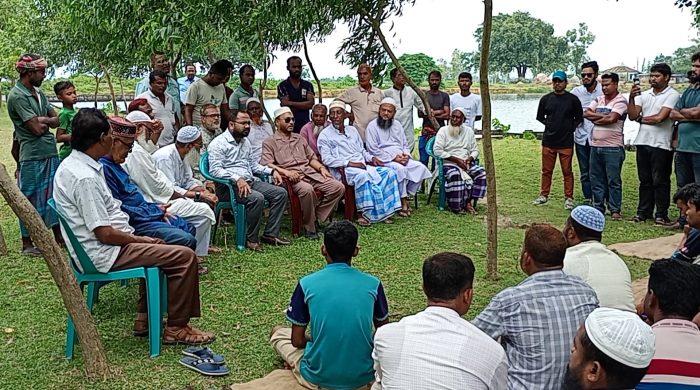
[260,132,324,182]
[286,262,389,389]
[674,84,700,153]
[57,107,77,160]
[277,78,314,133]
[589,93,628,148]
[7,82,57,162]
[228,85,259,113]
[638,319,700,389]
[136,89,177,147]
[422,90,450,129]
[336,85,384,141]
[536,91,583,149]
[632,86,680,151]
[450,93,482,128]
[136,76,181,118]
[176,75,199,102]
[185,78,227,127]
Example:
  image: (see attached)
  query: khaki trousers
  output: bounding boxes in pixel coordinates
[293,177,345,232]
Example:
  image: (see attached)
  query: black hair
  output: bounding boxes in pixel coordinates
[524,224,567,267]
[673,183,700,203]
[323,220,358,263]
[648,258,700,320]
[458,72,473,81]
[650,63,672,77]
[422,252,475,301]
[692,52,700,63]
[601,73,619,83]
[53,81,74,96]
[184,63,196,70]
[428,70,442,79]
[687,184,700,208]
[567,217,602,242]
[210,60,234,76]
[239,64,255,77]
[581,61,599,73]
[149,70,169,84]
[287,56,302,67]
[579,328,649,387]
[389,68,398,79]
[71,108,110,152]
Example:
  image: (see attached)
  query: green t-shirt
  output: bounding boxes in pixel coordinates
[675,84,700,153]
[57,107,77,160]
[7,83,57,162]
[228,85,258,112]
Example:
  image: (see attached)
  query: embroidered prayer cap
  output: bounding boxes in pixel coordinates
[329,100,347,111]
[451,107,467,120]
[108,116,137,138]
[177,125,201,143]
[571,205,605,232]
[125,111,152,124]
[246,97,261,107]
[274,106,292,120]
[15,54,48,73]
[380,97,397,108]
[584,308,655,369]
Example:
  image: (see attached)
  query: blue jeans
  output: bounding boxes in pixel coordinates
[674,151,700,225]
[590,146,625,214]
[418,135,430,166]
[136,225,197,251]
[575,142,592,200]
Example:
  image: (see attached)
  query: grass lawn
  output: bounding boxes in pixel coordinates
[0,107,676,389]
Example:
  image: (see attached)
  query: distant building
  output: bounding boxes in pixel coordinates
[602,65,640,82]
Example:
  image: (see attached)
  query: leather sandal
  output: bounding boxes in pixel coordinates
[133,318,149,337]
[163,325,215,345]
[356,217,371,227]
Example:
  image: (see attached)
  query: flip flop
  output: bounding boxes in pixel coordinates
[182,346,225,365]
[178,357,230,376]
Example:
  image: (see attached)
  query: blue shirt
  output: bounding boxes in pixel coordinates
[177,75,200,102]
[286,262,389,389]
[277,78,314,133]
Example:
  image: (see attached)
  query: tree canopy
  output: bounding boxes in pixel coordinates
[396,53,438,84]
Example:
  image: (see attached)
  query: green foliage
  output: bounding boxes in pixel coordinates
[651,39,700,74]
[396,53,438,84]
[492,118,511,133]
[565,23,595,73]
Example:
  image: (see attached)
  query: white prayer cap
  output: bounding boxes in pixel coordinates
[125,111,152,123]
[328,100,346,111]
[584,308,655,369]
[176,125,201,143]
[380,97,397,108]
[274,106,292,120]
[451,107,467,119]
[245,97,261,107]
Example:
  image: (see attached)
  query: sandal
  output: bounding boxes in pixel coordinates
[383,218,394,224]
[208,246,222,254]
[182,346,225,365]
[178,357,230,376]
[397,210,410,218]
[133,318,148,337]
[356,217,371,227]
[163,325,215,345]
[465,204,478,215]
[198,264,208,275]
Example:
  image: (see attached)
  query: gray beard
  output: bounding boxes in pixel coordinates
[136,133,158,153]
[313,125,324,136]
[377,116,393,129]
[202,124,219,134]
[448,125,463,138]
[184,147,201,168]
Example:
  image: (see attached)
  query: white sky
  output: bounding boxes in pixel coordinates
[267,0,698,79]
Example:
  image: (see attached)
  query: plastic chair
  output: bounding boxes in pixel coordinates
[337,167,357,221]
[199,151,247,251]
[47,199,167,359]
[425,137,480,211]
[283,178,324,237]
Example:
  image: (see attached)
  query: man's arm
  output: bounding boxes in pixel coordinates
[536,96,547,125]
[220,102,232,123]
[11,137,19,164]
[93,226,160,246]
[592,112,621,125]
[471,296,506,340]
[184,104,194,126]
[641,107,673,125]
[583,108,605,121]
[474,96,483,122]
[670,109,687,121]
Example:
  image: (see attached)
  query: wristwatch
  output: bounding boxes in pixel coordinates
[195,191,201,201]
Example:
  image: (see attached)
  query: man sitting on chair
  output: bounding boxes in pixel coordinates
[366,97,431,217]
[317,100,402,226]
[261,107,344,239]
[53,108,214,345]
[433,107,487,214]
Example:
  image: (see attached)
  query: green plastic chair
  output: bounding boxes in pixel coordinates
[425,137,480,212]
[47,199,167,359]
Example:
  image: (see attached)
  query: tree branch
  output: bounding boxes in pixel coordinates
[303,36,322,104]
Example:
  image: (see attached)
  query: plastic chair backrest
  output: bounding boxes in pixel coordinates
[47,199,100,275]
[199,151,228,185]
[426,137,437,158]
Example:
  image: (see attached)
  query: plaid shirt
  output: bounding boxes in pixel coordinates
[472,270,598,390]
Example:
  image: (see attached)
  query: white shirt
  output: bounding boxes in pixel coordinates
[632,86,680,150]
[152,144,203,194]
[382,86,425,150]
[563,240,635,312]
[136,89,177,147]
[53,151,134,273]
[207,130,272,182]
[247,121,274,163]
[571,83,603,145]
[123,143,175,204]
[373,306,508,390]
[450,93,482,128]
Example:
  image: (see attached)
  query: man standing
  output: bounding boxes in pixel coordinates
[365,97,431,217]
[135,52,181,120]
[229,64,259,115]
[177,63,199,103]
[7,54,63,255]
[372,252,508,389]
[299,104,331,158]
[337,63,384,141]
[629,63,680,224]
[261,107,344,239]
[418,70,450,167]
[571,61,603,205]
[533,70,583,210]
[246,98,274,163]
[136,70,179,147]
[208,111,289,251]
[584,73,628,220]
[449,72,482,129]
[383,68,425,152]
[277,56,315,133]
[184,60,233,128]
[473,224,598,389]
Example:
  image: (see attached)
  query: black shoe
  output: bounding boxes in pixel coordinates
[261,235,291,246]
[303,230,320,240]
[654,217,671,225]
[630,215,647,223]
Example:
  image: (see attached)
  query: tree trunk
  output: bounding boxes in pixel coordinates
[119,78,127,114]
[0,83,3,108]
[303,36,323,104]
[101,65,118,115]
[0,164,111,378]
[93,74,101,108]
[0,223,7,256]
[480,0,498,280]
[257,26,274,128]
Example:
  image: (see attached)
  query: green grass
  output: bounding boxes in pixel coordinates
[0,107,674,389]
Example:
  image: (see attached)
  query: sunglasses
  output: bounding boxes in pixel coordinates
[283,117,295,124]
[581,73,595,78]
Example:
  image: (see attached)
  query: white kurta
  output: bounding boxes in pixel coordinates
[152,144,203,195]
[433,125,479,183]
[365,119,431,197]
[317,124,382,187]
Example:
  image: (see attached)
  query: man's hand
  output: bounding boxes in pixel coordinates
[319,166,332,178]
[629,85,642,99]
[369,157,384,167]
[158,203,171,214]
[272,171,283,185]
[134,236,165,245]
[236,178,251,198]
[152,119,164,134]
[285,170,302,184]
[201,192,218,205]
[348,161,366,169]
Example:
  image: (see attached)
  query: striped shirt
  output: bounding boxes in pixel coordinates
[472,270,599,390]
[637,319,700,389]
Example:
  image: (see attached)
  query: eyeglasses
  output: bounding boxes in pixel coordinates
[114,137,134,152]
[283,117,294,123]
[204,114,221,118]
[581,73,595,78]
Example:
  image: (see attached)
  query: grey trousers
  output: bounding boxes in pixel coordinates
[217,180,288,243]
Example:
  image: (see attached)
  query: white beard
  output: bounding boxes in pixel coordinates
[448,125,463,139]
[184,147,201,169]
[313,125,324,136]
[136,133,159,154]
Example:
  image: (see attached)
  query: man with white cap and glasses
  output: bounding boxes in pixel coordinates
[246,97,273,163]
[563,307,656,390]
[563,206,635,312]
[365,97,431,217]
[208,110,289,251]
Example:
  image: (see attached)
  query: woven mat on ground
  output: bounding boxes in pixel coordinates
[608,233,683,261]
[226,369,305,390]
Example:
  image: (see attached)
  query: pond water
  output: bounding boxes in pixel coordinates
[75,93,641,144]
